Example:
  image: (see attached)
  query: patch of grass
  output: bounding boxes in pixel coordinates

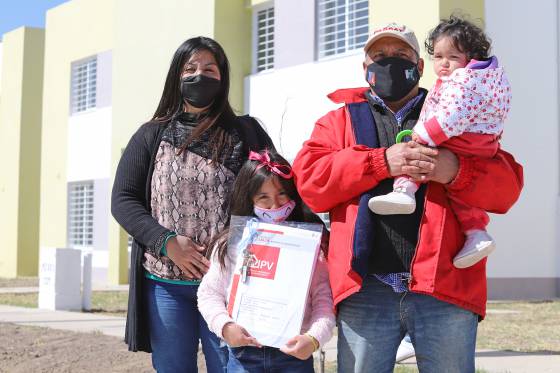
[394,366,418,373]
[394,367,489,373]
[0,276,38,287]
[0,291,128,316]
[0,292,38,307]
[478,300,560,352]
[89,291,128,316]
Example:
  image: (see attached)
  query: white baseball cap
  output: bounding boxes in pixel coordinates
[364,23,420,55]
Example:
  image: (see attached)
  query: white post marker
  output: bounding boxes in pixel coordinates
[82,251,93,311]
[38,247,82,311]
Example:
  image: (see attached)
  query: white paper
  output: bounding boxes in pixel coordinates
[226,220,322,348]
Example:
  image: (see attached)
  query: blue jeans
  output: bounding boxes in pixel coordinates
[145,278,228,373]
[227,346,314,373]
[337,276,478,373]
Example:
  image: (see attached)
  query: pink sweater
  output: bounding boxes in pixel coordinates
[197,245,335,347]
[414,56,511,146]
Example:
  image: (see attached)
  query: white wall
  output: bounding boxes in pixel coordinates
[485,0,559,280]
[274,0,316,69]
[246,52,367,160]
[247,0,560,297]
[67,107,112,181]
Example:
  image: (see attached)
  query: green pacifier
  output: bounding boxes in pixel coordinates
[395,129,414,144]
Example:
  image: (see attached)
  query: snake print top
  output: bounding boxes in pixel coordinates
[143,113,245,281]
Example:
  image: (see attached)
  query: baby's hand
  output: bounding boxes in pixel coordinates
[411,132,420,142]
[222,322,262,348]
[279,334,316,360]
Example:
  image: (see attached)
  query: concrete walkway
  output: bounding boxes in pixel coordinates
[0,304,125,338]
[396,350,560,373]
[1,304,559,373]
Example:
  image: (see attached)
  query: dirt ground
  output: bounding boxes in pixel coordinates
[0,322,207,373]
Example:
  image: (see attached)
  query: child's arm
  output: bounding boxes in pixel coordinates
[197,254,234,340]
[415,82,487,146]
[197,250,262,347]
[445,147,523,213]
[280,253,335,360]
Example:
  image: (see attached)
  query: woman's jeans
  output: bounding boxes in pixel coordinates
[145,278,228,373]
[337,276,478,373]
[227,346,314,373]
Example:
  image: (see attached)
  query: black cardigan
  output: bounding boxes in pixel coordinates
[111,115,274,352]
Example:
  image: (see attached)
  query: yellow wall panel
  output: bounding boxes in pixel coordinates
[109,0,216,283]
[214,0,252,114]
[0,28,25,277]
[40,0,115,250]
[17,28,45,276]
[0,27,44,277]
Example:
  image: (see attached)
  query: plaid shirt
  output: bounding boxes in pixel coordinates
[374,273,410,293]
[369,92,425,127]
[370,91,425,293]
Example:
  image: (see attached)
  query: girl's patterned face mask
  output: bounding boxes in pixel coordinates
[254,200,296,223]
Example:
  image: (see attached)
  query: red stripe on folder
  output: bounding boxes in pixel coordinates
[227,273,241,317]
[257,229,284,235]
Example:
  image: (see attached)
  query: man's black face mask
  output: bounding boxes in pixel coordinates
[365,57,420,102]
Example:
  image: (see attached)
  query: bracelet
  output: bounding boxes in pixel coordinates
[304,333,319,351]
[395,129,414,143]
[160,232,177,256]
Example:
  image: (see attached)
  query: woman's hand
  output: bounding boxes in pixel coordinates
[165,235,210,279]
[386,141,438,178]
[222,322,262,348]
[279,334,316,360]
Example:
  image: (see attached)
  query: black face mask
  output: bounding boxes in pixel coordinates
[181,74,221,108]
[365,57,420,101]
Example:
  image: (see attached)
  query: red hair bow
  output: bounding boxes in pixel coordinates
[248,151,293,179]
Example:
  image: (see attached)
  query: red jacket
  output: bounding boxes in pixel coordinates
[293,87,524,317]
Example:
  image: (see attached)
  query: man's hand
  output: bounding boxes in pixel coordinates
[407,147,459,184]
[280,334,316,360]
[386,141,438,177]
[222,322,262,348]
[165,235,210,279]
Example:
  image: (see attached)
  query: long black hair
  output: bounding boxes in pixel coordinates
[425,15,491,61]
[210,151,322,267]
[152,36,237,161]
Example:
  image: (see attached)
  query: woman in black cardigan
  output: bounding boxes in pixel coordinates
[111,37,273,373]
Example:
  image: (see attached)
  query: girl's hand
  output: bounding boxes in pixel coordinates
[279,334,316,360]
[222,322,262,348]
[165,235,210,279]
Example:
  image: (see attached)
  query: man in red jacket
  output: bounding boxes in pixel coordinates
[293,23,523,373]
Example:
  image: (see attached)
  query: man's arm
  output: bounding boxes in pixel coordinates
[293,108,387,212]
[293,108,437,212]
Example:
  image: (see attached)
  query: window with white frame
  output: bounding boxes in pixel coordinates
[71,57,97,113]
[317,0,369,59]
[255,5,275,72]
[68,181,94,247]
